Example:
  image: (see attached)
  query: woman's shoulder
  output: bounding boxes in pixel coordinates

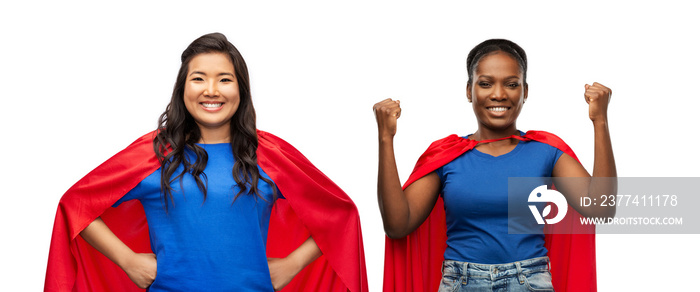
[111,130,160,159]
[523,130,568,144]
[256,129,287,149]
[129,130,159,146]
[522,130,577,159]
[255,129,307,160]
[427,133,466,147]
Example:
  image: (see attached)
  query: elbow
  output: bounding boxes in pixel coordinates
[385,230,409,239]
[604,206,616,218]
[581,205,616,219]
[380,210,412,239]
[383,224,410,239]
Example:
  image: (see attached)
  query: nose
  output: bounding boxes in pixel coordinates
[204,82,219,98]
[490,85,507,101]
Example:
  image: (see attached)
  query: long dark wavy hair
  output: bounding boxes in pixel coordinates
[153,32,275,209]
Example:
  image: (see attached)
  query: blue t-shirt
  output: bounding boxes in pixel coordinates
[114,143,279,291]
[436,132,563,264]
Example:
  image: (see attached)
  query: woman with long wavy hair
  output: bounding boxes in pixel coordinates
[45,33,367,292]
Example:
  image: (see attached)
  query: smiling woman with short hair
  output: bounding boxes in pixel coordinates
[374,39,616,292]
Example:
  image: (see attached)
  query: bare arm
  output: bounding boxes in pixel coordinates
[553,82,617,218]
[374,98,441,239]
[80,217,157,289]
[268,236,322,291]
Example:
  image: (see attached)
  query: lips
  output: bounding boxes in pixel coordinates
[201,102,223,108]
[200,102,224,112]
[487,106,510,112]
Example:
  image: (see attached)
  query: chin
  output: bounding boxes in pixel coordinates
[480,121,517,131]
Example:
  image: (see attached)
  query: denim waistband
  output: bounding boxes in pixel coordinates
[442,256,550,281]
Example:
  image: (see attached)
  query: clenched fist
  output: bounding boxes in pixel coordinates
[373,98,402,140]
[584,82,612,123]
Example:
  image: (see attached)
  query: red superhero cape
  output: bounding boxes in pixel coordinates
[383,131,596,292]
[45,130,368,292]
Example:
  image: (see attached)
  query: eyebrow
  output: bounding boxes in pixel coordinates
[188,71,235,77]
[477,75,521,79]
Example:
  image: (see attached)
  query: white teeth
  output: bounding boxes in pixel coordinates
[202,103,223,108]
[489,107,508,112]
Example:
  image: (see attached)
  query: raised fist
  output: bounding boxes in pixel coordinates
[373,98,402,139]
[584,82,612,123]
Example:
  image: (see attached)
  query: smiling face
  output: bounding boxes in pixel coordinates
[183,52,240,141]
[467,51,528,134]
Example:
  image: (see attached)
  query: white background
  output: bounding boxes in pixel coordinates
[1,1,698,291]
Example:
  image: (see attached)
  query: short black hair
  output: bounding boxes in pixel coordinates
[466,39,527,85]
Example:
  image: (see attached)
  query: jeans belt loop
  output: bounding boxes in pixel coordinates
[461,262,469,286]
[515,261,525,285]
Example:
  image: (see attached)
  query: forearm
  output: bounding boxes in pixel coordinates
[80,217,157,288]
[592,120,616,178]
[590,120,617,217]
[287,236,322,272]
[80,217,135,269]
[377,137,410,238]
[268,236,322,291]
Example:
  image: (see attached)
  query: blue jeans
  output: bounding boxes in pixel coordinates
[438,256,554,292]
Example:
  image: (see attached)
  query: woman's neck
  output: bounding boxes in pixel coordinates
[197,125,231,144]
[470,126,520,141]
[471,126,521,156]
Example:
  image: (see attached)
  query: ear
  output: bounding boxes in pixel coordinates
[466,83,473,103]
[523,83,529,103]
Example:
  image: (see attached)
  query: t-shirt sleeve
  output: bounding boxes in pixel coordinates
[551,147,565,170]
[112,180,147,207]
[435,166,446,194]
